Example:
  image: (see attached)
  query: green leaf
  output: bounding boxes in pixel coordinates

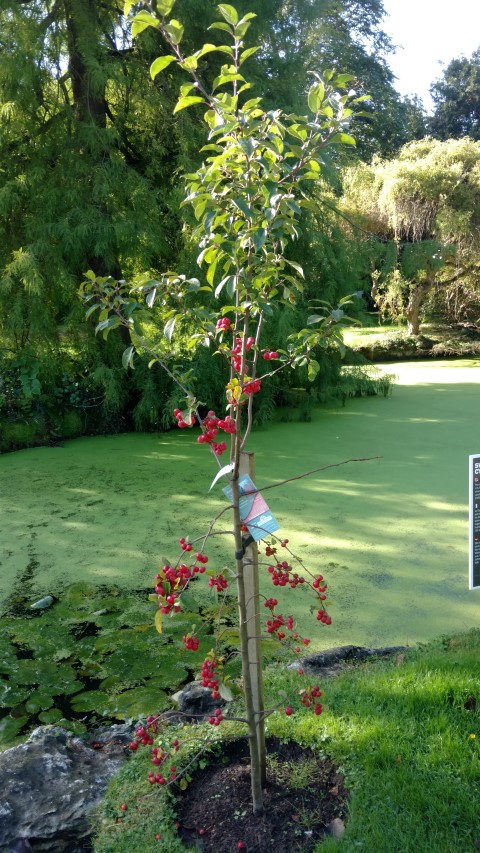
[173,96,205,113]
[239,46,259,65]
[123,0,134,16]
[217,4,239,25]
[232,197,252,218]
[85,303,101,320]
[206,257,218,286]
[164,316,176,341]
[212,72,245,92]
[157,0,176,14]
[145,289,157,309]
[122,345,135,370]
[165,19,184,44]
[308,81,325,113]
[308,360,320,382]
[330,132,356,146]
[150,55,176,79]
[285,259,304,277]
[219,683,233,701]
[333,72,354,88]
[253,228,267,251]
[131,11,160,37]
[208,21,233,33]
[180,55,198,72]
[215,275,234,298]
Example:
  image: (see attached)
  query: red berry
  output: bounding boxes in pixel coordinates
[285,706,293,716]
[120,804,128,811]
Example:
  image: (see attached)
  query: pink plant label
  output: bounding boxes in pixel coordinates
[223,474,280,541]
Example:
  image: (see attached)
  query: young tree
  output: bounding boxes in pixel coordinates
[82,0,368,816]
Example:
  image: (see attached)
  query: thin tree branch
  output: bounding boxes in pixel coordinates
[253,455,382,495]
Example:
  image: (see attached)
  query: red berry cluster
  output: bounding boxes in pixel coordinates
[265,612,294,641]
[267,561,305,588]
[145,735,181,786]
[263,350,279,360]
[158,592,181,615]
[201,657,220,699]
[195,552,208,565]
[216,317,231,332]
[313,574,328,600]
[182,633,200,651]
[207,707,224,726]
[173,408,195,429]
[316,608,332,625]
[265,538,288,557]
[154,547,209,614]
[300,685,323,715]
[231,336,254,373]
[243,378,261,395]
[196,410,235,455]
[128,716,159,751]
[208,573,228,592]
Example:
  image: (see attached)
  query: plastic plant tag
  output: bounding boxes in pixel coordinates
[223,474,280,541]
[209,462,234,492]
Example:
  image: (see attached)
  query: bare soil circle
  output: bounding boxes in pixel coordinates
[175,737,348,852]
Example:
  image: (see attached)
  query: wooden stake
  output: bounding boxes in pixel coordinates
[239,451,266,785]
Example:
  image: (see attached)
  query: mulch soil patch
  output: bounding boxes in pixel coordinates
[175,737,348,852]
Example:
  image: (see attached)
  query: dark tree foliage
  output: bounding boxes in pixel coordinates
[0,0,421,447]
[429,48,480,140]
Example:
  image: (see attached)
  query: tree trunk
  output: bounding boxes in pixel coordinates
[64,0,108,128]
[64,0,130,346]
[405,281,431,336]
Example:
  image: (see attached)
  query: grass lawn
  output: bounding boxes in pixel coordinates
[94,629,480,853]
[1,359,480,650]
[343,322,403,349]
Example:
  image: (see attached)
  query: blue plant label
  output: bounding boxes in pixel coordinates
[223,474,280,542]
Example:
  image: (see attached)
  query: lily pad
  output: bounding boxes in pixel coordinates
[25,690,55,714]
[106,681,172,719]
[38,708,65,724]
[70,690,110,713]
[0,680,31,709]
[0,714,29,746]
[7,660,82,695]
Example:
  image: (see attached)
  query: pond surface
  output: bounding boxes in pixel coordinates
[1,359,480,653]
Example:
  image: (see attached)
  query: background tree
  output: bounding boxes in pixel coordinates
[0,0,420,449]
[341,137,480,334]
[429,48,480,141]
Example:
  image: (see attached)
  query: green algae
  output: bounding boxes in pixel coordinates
[1,359,480,668]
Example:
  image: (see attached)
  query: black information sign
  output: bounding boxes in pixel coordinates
[469,455,480,590]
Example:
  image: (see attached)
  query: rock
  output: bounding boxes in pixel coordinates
[292,645,408,677]
[325,817,345,838]
[9,841,34,853]
[29,595,55,610]
[171,682,224,720]
[0,725,128,852]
